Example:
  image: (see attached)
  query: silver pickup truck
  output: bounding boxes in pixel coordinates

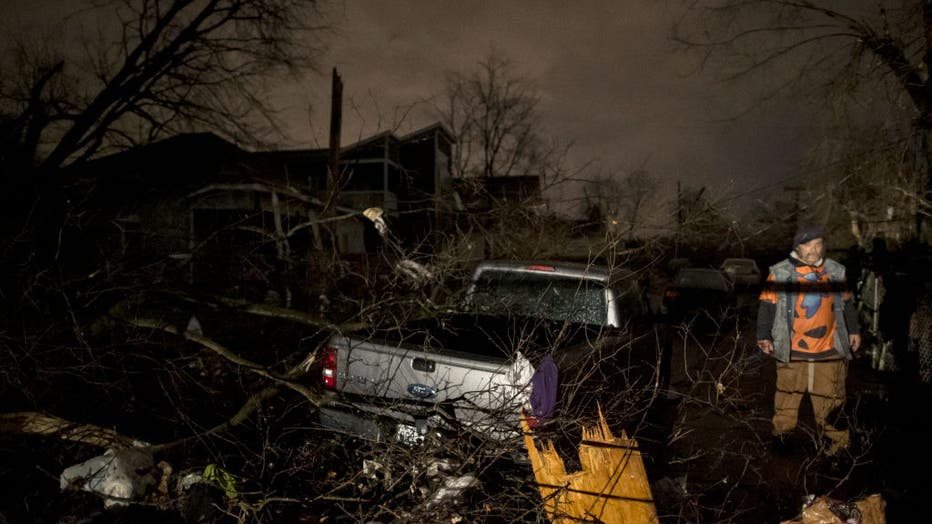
[317,260,657,444]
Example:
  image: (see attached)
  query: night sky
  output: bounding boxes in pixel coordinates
[282,0,818,216]
[7,0,818,218]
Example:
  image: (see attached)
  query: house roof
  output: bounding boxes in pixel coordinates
[233,122,454,159]
[400,122,456,144]
[70,132,288,204]
[67,123,454,205]
[84,132,244,168]
[335,129,398,153]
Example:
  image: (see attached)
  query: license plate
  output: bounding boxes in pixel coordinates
[394,423,423,446]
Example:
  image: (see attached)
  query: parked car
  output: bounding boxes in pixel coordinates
[663,267,736,328]
[719,258,761,287]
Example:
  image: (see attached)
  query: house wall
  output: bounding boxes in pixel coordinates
[76,127,455,294]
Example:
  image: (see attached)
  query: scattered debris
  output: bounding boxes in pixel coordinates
[178,472,205,491]
[59,447,157,508]
[426,474,479,508]
[523,407,658,523]
[510,350,535,414]
[781,493,886,524]
[185,315,203,335]
[155,460,172,499]
[421,458,456,478]
[362,459,393,490]
[395,259,434,284]
[363,207,388,236]
[202,464,239,500]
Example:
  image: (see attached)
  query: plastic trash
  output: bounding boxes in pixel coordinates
[202,464,238,500]
[781,493,886,524]
[426,474,478,508]
[60,448,156,508]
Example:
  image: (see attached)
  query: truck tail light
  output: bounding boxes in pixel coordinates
[526,265,555,272]
[664,288,679,300]
[322,346,337,390]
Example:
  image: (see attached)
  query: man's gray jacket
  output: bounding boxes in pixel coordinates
[758,258,856,363]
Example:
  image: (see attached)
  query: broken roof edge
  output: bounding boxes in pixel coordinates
[78,132,245,165]
[399,122,456,144]
[253,129,395,156]
[79,123,455,166]
[257,122,454,157]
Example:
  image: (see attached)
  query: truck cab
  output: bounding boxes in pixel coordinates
[464,260,649,327]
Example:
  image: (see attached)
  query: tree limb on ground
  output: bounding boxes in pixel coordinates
[208,295,368,332]
[1,329,324,451]
[148,385,284,453]
[141,316,330,451]
[0,385,301,454]
[125,317,322,407]
[0,412,138,448]
[148,333,327,452]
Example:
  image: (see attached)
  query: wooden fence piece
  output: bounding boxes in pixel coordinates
[523,408,658,523]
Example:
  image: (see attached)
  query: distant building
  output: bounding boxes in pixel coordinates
[68,124,455,294]
[253,123,456,254]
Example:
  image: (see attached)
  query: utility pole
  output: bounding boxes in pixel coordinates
[328,67,343,192]
[310,68,343,251]
[675,180,682,257]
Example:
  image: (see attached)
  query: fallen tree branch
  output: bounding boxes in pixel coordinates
[125,317,321,407]
[150,344,324,452]
[148,326,333,451]
[208,295,367,332]
[2,385,304,454]
[0,412,138,448]
[1,317,328,453]
[186,182,360,217]
[148,385,283,453]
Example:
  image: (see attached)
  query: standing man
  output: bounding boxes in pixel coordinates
[757,225,861,455]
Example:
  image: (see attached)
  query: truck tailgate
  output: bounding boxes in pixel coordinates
[331,335,524,408]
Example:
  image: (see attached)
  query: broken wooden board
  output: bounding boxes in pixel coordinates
[523,408,658,523]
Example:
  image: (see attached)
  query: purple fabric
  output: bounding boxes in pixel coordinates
[530,355,558,421]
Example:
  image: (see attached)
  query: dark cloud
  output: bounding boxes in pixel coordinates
[279,0,814,216]
[6,0,814,216]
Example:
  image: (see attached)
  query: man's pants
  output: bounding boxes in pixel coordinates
[773,359,849,452]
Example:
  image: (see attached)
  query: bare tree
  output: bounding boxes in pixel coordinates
[0,3,343,518]
[673,184,736,255]
[1,0,328,172]
[800,106,927,247]
[674,0,932,241]
[618,170,660,241]
[437,50,549,180]
[434,49,589,263]
[586,168,660,242]
[0,0,333,335]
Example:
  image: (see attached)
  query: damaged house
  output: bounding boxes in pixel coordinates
[65,124,456,305]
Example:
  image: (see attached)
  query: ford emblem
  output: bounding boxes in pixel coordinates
[407,383,436,399]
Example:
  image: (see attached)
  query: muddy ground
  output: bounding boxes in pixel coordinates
[647,314,932,522]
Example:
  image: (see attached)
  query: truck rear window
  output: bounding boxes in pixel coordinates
[469,271,608,325]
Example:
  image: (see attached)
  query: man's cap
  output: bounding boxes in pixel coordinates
[793,225,824,248]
